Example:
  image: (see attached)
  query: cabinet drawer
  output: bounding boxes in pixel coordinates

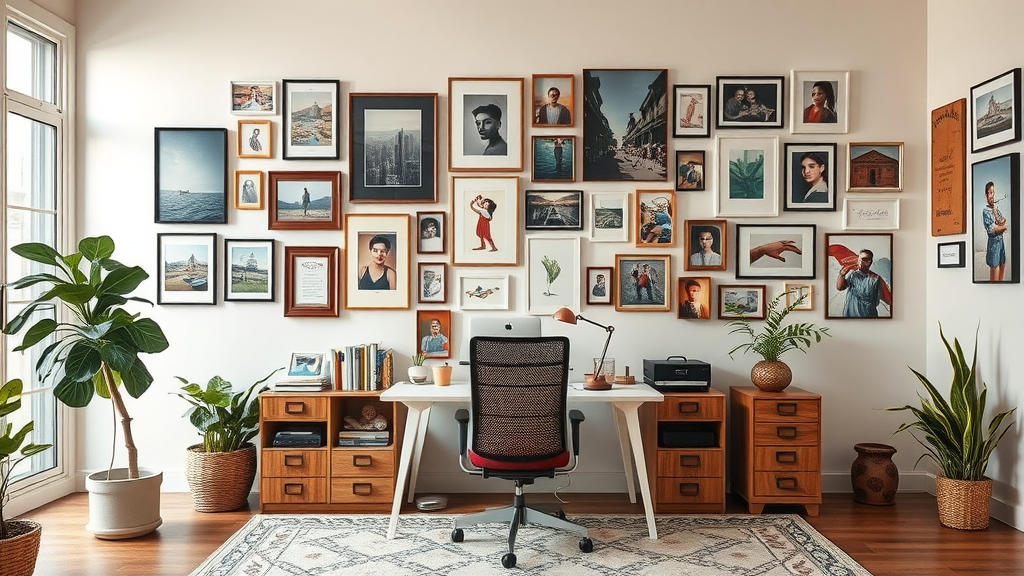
[260,477,327,504]
[331,477,395,504]
[262,449,327,477]
[752,422,819,446]
[657,396,724,421]
[261,396,328,421]
[656,449,724,478]
[655,477,724,505]
[753,399,819,423]
[754,446,820,472]
[332,449,395,477]
[753,471,820,498]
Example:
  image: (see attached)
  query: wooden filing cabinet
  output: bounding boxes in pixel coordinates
[730,386,821,516]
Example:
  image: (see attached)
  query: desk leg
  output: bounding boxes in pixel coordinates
[388,400,432,539]
[407,406,431,503]
[617,401,658,540]
[611,406,637,504]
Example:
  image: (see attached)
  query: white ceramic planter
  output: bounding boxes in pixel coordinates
[408,366,430,383]
[85,467,163,540]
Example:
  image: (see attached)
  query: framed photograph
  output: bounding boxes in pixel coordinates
[282,79,339,160]
[843,198,901,230]
[458,273,509,311]
[287,352,326,378]
[589,192,629,242]
[582,69,668,181]
[418,262,446,304]
[848,142,903,192]
[677,276,711,320]
[790,71,849,134]
[416,211,446,254]
[349,92,438,203]
[635,190,676,247]
[716,136,779,217]
[586,266,613,305]
[154,128,227,224]
[931,99,968,236]
[224,238,274,302]
[970,68,1021,153]
[532,74,574,127]
[157,233,217,305]
[684,219,727,271]
[718,285,766,320]
[672,84,711,138]
[613,254,671,312]
[231,81,276,115]
[525,189,582,230]
[784,282,814,310]
[448,77,524,172]
[825,233,893,319]
[344,213,411,310]
[268,171,342,230]
[526,236,580,315]
[675,150,706,191]
[237,119,271,159]
[284,246,339,317]
[736,224,816,280]
[234,170,263,210]
[417,309,451,360]
[783,142,837,211]
[971,153,1020,284]
[531,136,575,182]
[450,176,520,266]
[716,76,784,129]
[937,241,966,269]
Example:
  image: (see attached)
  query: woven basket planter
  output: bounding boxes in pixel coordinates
[186,443,257,512]
[750,360,792,392]
[935,475,992,530]
[0,519,42,576]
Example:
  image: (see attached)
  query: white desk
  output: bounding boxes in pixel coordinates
[379,381,664,539]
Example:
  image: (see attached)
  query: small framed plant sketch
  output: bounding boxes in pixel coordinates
[234,170,263,210]
[237,119,271,159]
[784,282,814,310]
[843,198,900,230]
[586,266,612,305]
[526,236,580,315]
[937,241,965,268]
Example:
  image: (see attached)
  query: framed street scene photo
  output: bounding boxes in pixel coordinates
[526,236,580,315]
[614,254,671,312]
[343,213,411,310]
[675,150,706,191]
[790,71,849,134]
[234,170,263,210]
[825,233,894,319]
[784,282,814,310]
[684,219,727,271]
[736,224,816,280]
[231,80,275,115]
[531,136,575,182]
[417,309,451,360]
[418,262,446,304]
[589,192,628,242]
[268,171,342,230]
[718,285,766,320]
[843,198,900,230]
[237,119,271,159]
[672,84,711,138]
[154,128,227,224]
[677,276,711,320]
[937,241,966,269]
[284,245,339,317]
[349,92,437,203]
[157,233,216,305]
[282,79,339,160]
[448,77,524,172]
[847,142,903,192]
[224,238,274,302]
[586,266,612,305]
[582,69,668,182]
[970,68,1021,153]
[636,190,675,247]
[784,142,837,211]
[450,176,519,266]
[716,136,779,217]
[525,189,582,231]
[716,76,784,129]
[458,273,509,311]
[532,74,574,127]
[971,153,1020,284]
[416,211,446,254]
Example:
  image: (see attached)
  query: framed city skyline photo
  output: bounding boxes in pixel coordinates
[784,142,837,212]
[524,189,582,230]
[531,136,575,182]
[589,192,629,242]
[675,150,706,191]
[614,253,671,312]
[716,76,784,129]
[344,213,411,310]
[970,68,1021,153]
[237,119,271,159]
[736,224,816,280]
[231,80,276,115]
[582,69,668,181]
[157,232,216,305]
[282,79,339,160]
[825,233,894,319]
[716,136,779,217]
[154,128,227,224]
[672,84,711,138]
[268,171,342,230]
[448,77,524,172]
[532,74,574,127]
[790,71,849,134]
[847,142,903,193]
[450,176,520,266]
[224,238,274,302]
[971,152,1020,284]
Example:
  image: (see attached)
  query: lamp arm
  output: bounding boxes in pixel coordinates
[594,325,615,375]
[575,315,610,331]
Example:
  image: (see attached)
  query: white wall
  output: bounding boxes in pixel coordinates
[73,0,935,509]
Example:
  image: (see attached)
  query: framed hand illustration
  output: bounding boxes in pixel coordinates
[825,233,893,319]
[343,213,411,310]
[154,128,227,224]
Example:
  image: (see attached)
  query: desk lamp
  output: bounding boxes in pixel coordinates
[552,307,614,391]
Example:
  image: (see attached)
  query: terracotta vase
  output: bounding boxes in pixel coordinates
[851,442,898,505]
[750,360,792,392]
[432,365,452,386]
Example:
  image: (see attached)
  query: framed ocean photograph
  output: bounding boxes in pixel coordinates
[157,232,217,305]
[970,68,1021,153]
[224,238,274,302]
[524,189,582,230]
[531,136,575,182]
[154,128,228,224]
[582,69,668,181]
[282,79,340,160]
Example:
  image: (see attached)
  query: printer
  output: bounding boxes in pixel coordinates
[643,356,711,392]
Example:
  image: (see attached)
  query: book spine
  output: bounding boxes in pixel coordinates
[369,342,378,391]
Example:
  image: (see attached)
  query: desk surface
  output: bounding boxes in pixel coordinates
[381,381,664,403]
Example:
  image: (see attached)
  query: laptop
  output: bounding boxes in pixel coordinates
[459,315,543,363]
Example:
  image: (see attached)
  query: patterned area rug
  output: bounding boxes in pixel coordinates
[188,513,873,576]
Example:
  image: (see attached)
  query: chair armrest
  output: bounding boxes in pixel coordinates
[455,408,470,456]
[568,409,585,456]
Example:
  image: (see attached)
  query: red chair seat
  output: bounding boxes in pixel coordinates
[469,449,570,471]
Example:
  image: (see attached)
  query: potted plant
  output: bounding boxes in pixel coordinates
[409,352,429,383]
[887,325,1015,530]
[173,369,280,512]
[0,379,52,576]
[2,236,170,539]
[725,290,831,392]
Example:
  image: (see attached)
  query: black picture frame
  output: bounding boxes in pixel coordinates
[349,92,437,203]
[672,84,711,138]
[154,128,227,224]
[783,142,838,212]
[524,189,583,230]
[970,68,1021,153]
[716,76,785,129]
[224,238,275,302]
[937,241,966,269]
[156,232,217,305]
[971,152,1020,284]
[282,79,340,160]
[736,224,816,280]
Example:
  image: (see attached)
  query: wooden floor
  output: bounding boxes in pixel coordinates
[21,491,1024,575]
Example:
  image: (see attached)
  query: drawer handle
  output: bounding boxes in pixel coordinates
[353,483,373,496]
[677,402,699,414]
[678,482,700,496]
[776,426,798,440]
[284,454,304,467]
[353,455,373,467]
[284,483,304,495]
[775,451,798,464]
[776,477,798,491]
[679,454,701,468]
[284,401,306,414]
[776,402,797,416]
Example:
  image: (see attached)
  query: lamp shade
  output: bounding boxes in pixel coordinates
[552,307,578,325]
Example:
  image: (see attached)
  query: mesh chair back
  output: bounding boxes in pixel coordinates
[469,336,570,464]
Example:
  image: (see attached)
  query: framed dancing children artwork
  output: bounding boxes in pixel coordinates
[716,76,784,129]
[970,68,1021,153]
[343,213,411,310]
[582,69,668,181]
[282,79,340,160]
[825,233,894,319]
[672,84,711,138]
[449,77,524,172]
[971,153,1020,284]
[613,254,671,312]
[155,128,228,224]
[450,176,520,266]
[790,71,849,134]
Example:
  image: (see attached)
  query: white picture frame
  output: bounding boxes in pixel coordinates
[526,236,580,316]
[448,77,524,172]
[588,192,629,242]
[450,176,520,266]
[231,80,276,115]
[843,198,901,230]
[458,273,510,311]
[790,71,850,134]
[716,136,779,217]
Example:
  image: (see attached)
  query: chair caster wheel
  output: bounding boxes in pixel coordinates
[556,509,567,520]
[580,537,594,553]
[501,553,517,568]
[450,528,464,542]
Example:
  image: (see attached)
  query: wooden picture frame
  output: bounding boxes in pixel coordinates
[971,153,1020,284]
[231,80,276,115]
[531,136,575,182]
[825,233,894,319]
[417,309,451,360]
[736,224,816,280]
[284,245,339,317]
[237,119,271,159]
[614,254,671,312]
[234,170,263,210]
[417,262,446,304]
[582,69,669,181]
[448,77,524,172]
[588,192,629,243]
[524,189,582,230]
[716,76,784,129]
[349,92,438,203]
[784,282,814,310]
[532,74,574,127]
[224,238,274,302]
[526,236,580,315]
[157,233,217,305]
[416,211,446,254]
[970,68,1021,153]
[847,142,903,192]
[268,171,342,230]
[716,136,779,217]
[937,241,966,269]
[586,266,613,305]
[635,190,676,247]
[458,273,509,311]
[450,176,520,266]
[931,99,968,236]
[783,142,838,211]
[154,128,227,224]
[343,213,411,310]
[675,150,706,191]
[718,284,766,320]
[684,219,727,271]
[790,71,849,134]
[282,79,339,160]
[677,276,711,320]
[672,84,711,138]
[843,198,901,230]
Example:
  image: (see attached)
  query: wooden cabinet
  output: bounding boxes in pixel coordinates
[730,386,821,516]
[642,389,726,513]
[258,391,405,513]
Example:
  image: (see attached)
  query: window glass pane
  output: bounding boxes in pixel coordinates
[4,301,57,393]
[3,390,57,483]
[5,208,57,302]
[6,112,57,211]
[5,22,56,104]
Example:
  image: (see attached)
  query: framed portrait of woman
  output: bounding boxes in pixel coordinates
[343,213,410,310]
[790,71,849,134]
[582,69,668,181]
[783,142,838,212]
[450,176,520,266]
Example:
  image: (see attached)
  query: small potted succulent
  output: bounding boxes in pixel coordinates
[408,352,429,384]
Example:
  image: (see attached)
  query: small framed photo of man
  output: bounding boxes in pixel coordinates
[416,211,445,254]
[684,219,727,271]
[449,77,524,172]
[784,143,837,211]
[416,309,451,360]
[418,262,446,304]
[586,266,612,305]
[532,74,574,127]
[677,276,711,320]
[825,233,894,319]
[675,150,706,191]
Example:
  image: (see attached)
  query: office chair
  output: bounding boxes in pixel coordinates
[451,336,592,569]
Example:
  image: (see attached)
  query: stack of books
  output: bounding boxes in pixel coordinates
[337,430,391,447]
[332,345,393,391]
[273,368,331,392]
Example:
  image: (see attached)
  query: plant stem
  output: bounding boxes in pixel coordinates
[102,363,139,479]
